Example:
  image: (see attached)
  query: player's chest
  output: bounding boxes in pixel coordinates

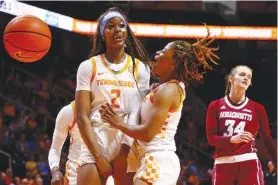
[218,107,259,135]
[93,65,136,89]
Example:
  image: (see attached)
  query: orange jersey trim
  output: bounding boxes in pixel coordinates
[135,58,140,82]
[90,57,97,83]
[148,80,185,112]
[168,80,185,113]
[69,101,76,130]
[100,54,131,75]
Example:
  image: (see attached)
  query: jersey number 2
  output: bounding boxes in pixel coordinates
[223,120,246,136]
[111,89,120,108]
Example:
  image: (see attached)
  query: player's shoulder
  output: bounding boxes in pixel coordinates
[59,103,74,117]
[208,97,223,108]
[55,103,74,126]
[248,98,265,111]
[78,58,94,69]
[137,59,150,74]
[155,82,180,101]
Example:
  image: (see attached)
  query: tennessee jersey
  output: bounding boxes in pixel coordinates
[137,80,186,154]
[76,53,150,156]
[48,101,81,169]
[206,96,276,161]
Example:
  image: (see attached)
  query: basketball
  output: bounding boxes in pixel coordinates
[3,14,52,63]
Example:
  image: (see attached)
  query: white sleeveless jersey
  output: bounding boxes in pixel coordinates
[48,101,82,170]
[137,81,186,154]
[76,53,150,145]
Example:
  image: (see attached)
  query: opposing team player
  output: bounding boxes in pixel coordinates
[206,65,277,185]
[75,7,150,185]
[48,101,81,185]
[100,32,219,185]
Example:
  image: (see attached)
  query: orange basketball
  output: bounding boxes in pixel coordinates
[3,14,51,63]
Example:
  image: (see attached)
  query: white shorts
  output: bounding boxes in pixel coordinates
[78,127,124,166]
[134,151,180,185]
[64,160,78,185]
[106,176,114,185]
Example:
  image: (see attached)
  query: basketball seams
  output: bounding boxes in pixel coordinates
[4,39,50,52]
[5,16,51,39]
[4,31,52,40]
[7,16,46,27]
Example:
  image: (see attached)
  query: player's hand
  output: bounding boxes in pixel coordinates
[268,161,276,173]
[95,156,112,178]
[230,131,254,144]
[51,168,64,185]
[100,103,125,129]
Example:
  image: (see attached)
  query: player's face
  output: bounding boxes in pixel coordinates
[103,17,127,48]
[230,66,252,91]
[152,42,175,77]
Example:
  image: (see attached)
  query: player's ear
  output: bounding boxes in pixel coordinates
[227,75,233,83]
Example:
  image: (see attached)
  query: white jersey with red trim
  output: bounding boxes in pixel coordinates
[48,101,82,170]
[137,81,186,154]
[76,53,150,146]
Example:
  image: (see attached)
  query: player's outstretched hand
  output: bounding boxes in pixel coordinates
[230,131,254,144]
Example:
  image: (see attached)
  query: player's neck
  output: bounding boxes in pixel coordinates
[105,47,125,64]
[159,74,175,83]
[228,89,246,104]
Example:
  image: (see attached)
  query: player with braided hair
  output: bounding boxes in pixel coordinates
[206,65,277,185]
[76,7,150,185]
[99,30,219,185]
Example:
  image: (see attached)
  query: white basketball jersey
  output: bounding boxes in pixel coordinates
[48,101,82,170]
[68,101,82,163]
[76,53,149,130]
[137,80,186,154]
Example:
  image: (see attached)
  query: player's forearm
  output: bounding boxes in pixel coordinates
[262,135,277,168]
[48,134,67,170]
[117,124,152,142]
[48,148,61,170]
[77,116,104,158]
[207,135,232,147]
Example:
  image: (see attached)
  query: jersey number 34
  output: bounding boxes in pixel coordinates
[223,120,246,136]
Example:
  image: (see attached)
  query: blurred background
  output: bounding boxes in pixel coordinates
[0,1,277,185]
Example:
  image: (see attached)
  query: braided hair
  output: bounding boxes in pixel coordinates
[170,27,219,86]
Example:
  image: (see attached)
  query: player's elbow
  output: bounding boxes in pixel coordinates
[76,114,85,126]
